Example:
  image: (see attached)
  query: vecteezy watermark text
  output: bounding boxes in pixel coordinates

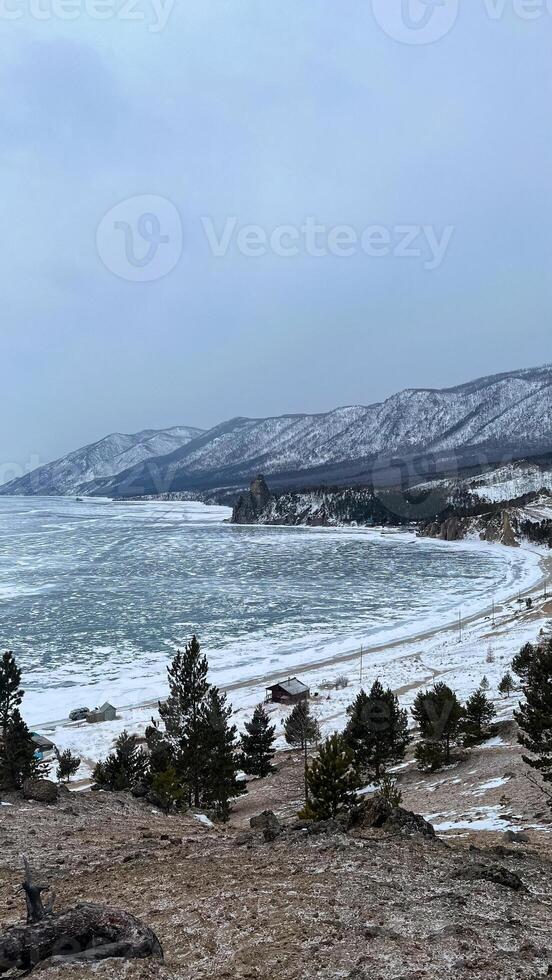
[201,217,454,270]
[0,0,174,32]
[96,196,455,281]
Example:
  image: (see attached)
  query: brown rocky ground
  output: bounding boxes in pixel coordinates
[2,729,552,980]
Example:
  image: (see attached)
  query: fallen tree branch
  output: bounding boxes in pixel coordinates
[0,860,163,974]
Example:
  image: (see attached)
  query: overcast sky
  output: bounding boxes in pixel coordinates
[1,0,551,475]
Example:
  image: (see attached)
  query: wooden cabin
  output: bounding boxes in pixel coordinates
[266,677,309,704]
[87,702,117,724]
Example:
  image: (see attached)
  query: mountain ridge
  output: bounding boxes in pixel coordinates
[2,364,552,498]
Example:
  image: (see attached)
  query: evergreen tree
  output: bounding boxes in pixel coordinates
[56,749,81,783]
[411,682,463,764]
[159,636,210,807]
[240,704,276,778]
[0,651,23,735]
[514,642,552,787]
[92,731,149,791]
[284,700,320,750]
[498,671,515,698]
[463,688,496,744]
[0,709,40,789]
[150,766,186,814]
[377,773,402,808]
[200,687,245,821]
[0,652,38,790]
[299,733,360,821]
[344,680,410,781]
[415,738,446,773]
[144,719,175,776]
[512,641,535,684]
[480,675,490,692]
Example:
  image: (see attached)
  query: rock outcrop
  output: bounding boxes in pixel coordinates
[419,515,468,542]
[456,862,525,891]
[350,797,436,838]
[231,475,272,524]
[21,778,59,805]
[250,810,281,841]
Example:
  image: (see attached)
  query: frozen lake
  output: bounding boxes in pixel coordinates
[0,497,541,723]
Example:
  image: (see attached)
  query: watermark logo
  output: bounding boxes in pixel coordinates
[0,0,175,32]
[96,195,183,282]
[372,0,459,44]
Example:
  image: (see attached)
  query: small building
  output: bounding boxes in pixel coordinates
[87,702,117,724]
[266,677,310,704]
[31,733,56,759]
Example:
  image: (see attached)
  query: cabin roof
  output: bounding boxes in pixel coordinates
[267,677,309,696]
[31,734,55,750]
[99,702,115,712]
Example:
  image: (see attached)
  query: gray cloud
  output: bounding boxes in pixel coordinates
[0,2,551,472]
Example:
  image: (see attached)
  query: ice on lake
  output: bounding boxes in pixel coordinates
[0,496,541,724]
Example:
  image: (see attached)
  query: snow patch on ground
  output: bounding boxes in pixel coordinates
[193,814,215,828]
[464,776,510,797]
[426,805,517,832]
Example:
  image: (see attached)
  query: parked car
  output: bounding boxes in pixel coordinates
[69,707,90,721]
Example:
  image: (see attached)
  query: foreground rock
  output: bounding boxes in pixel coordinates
[250,810,281,841]
[457,862,525,892]
[22,779,59,805]
[350,797,436,838]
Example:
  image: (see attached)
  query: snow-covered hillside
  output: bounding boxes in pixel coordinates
[466,464,552,503]
[3,364,552,497]
[0,426,204,496]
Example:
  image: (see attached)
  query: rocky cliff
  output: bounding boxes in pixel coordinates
[231,475,272,524]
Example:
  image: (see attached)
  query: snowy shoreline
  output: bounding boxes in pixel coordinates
[27,521,544,725]
[36,521,551,782]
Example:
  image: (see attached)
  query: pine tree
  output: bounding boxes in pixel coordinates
[299,733,360,821]
[284,700,320,750]
[498,671,515,698]
[150,766,186,814]
[159,636,210,807]
[344,680,410,781]
[200,687,245,821]
[0,709,40,789]
[377,773,402,808]
[415,738,446,773]
[92,731,149,791]
[240,704,276,778]
[514,642,552,787]
[411,682,463,764]
[145,719,175,775]
[512,641,535,684]
[463,688,496,744]
[0,651,23,735]
[56,749,81,783]
[0,652,38,790]
[480,675,490,692]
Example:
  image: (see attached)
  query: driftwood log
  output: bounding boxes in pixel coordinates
[0,859,163,973]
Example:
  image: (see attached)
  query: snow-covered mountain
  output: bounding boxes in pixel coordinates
[0,426,204,496]
[2,364,552,497]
